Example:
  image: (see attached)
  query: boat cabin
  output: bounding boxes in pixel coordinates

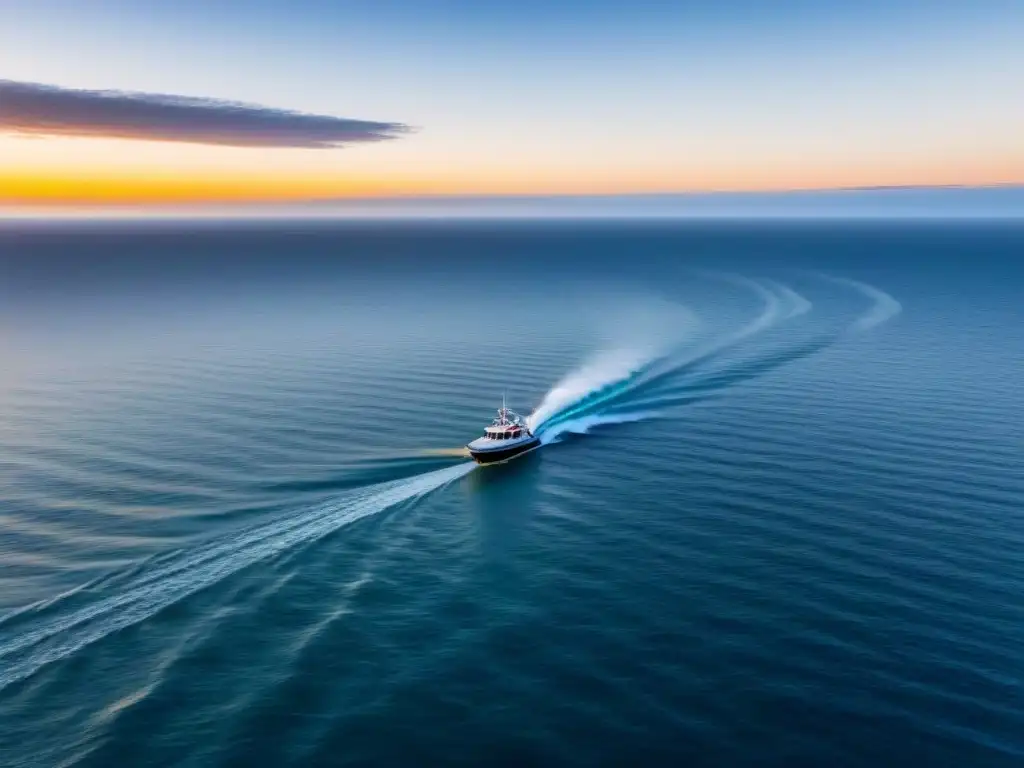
[482,402,530,441]
[485,424,525,441]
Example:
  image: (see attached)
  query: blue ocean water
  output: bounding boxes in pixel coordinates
[0,221,1022,767]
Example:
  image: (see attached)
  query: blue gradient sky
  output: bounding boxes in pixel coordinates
[2,0,1023,205]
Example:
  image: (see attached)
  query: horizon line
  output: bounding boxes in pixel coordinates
[1,184,1022,221]
[2,181,1023,206]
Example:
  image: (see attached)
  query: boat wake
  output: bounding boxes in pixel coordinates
[525,348,664,437]
[528,273,899,443]
[824,275,903,331]
[0,462,474,693]
[0,272,899,692]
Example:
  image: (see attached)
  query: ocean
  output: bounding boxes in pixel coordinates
[0,220,1022,767]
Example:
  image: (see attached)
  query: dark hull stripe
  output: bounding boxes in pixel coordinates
[468,438,541,464]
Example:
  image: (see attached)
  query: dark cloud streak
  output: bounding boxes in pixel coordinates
[0,80,412,148]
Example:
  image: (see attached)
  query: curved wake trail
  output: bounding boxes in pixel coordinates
[529,274,900,442]
[628,275,787,391]
[525,348,660,435]
[530,276,791,442]
[526,295,701,438]
[537,410,663,444]
[0,273,898,693]
[822,274,902,331]
[765,279,813,319]
[722,275,786,338]
[0,462,474,693]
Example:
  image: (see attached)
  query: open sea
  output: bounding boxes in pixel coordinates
[0,220,1022,767]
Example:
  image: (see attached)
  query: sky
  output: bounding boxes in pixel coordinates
[1,0,1023,209]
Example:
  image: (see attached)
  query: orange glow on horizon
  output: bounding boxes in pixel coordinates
[0,172,425,205]
[2,161,1023,207]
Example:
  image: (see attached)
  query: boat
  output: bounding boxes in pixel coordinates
[466,397,541,464]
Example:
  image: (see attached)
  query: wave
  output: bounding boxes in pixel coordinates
[529,275,791,441]
[260,453,468,494]
[764,278,813,319]
[527,275,894,441]
[537,410,662,444]
[600,335,839,415]
[0,461,474,693]
[632,275,789,389]
[0,272,900,691]
[526,294,703,435]
[724,275,786,338]
[822,274,903,331]
[526,348,659,434]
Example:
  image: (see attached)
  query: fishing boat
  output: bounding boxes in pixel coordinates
[466,397,541,464]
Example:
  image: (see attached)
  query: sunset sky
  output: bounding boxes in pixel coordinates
[2,0,1023,208]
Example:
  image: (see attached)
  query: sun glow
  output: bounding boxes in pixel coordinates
[1,134,1022,208]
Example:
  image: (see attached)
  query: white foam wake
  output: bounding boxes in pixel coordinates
[825,275,902,331]
[764,279,813,319]
[526,295,700,434]
[526,347,658,434]
[0,461,474,693]
[711,274,785,342]
[538,410,661,444]
[528,275,787,443]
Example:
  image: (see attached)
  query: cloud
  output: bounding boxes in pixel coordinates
[0,80,412,148]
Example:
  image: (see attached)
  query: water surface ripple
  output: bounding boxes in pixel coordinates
[1,222,1022,767]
